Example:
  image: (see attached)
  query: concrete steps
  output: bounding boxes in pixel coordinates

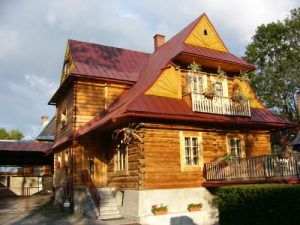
[97,188,121,220]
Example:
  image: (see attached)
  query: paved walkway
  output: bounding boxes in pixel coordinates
[0,194,140,225]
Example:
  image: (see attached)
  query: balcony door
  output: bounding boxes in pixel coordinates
[191,75,205,94]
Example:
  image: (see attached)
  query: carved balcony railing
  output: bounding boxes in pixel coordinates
[204,153,300,182]
[191,93,251,117]
[81,170,100,215]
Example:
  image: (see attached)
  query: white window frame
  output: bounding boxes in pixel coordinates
[184,137,200,166]
[229,138,242,159]
[179,131,203,171]
[210,76,228,97]
[226,134,245,159]
[114,146,128,173]
[188,72,207,94]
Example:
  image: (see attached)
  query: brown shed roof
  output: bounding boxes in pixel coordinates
[0,141,53,154]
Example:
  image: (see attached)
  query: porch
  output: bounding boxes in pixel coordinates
[203,152,300,187]
[191,93,251,116]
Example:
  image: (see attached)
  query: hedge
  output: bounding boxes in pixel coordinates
[214,184,300,225]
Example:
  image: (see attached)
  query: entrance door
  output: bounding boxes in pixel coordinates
[91,151,107,187]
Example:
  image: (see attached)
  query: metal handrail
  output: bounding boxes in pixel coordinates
[204,152,300,181]
[81,170,100,215]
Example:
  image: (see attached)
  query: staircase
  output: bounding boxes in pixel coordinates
[98,188,122,220]
[81,170,121,220]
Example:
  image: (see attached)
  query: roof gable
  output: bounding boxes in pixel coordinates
[184,14,228,52]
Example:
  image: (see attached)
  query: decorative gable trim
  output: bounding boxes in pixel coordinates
[145,66,182,99]
[61,41,75,84]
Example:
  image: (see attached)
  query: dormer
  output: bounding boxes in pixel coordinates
[145,14,265,117]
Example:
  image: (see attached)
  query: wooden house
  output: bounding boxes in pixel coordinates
[49,14,297,224]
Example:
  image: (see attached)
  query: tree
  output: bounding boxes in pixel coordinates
[244,7,300,120]
[0,128,9,139]
[0,128,24,140]
[9,129,24,140]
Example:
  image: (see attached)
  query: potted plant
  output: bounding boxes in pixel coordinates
[231,92,247,103]
[203,89,216,99]
[217,66,227,79]
[151,204,168,215]
[221,153,233,166]
[278,146,293,159]
[278,151,292,159]
[187,203,203,212]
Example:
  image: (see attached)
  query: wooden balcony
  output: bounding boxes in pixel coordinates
[191,93,251,116]
[203,153,300,186]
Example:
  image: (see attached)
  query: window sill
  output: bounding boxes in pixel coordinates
[181,165,202,172]
[114,170,129,176]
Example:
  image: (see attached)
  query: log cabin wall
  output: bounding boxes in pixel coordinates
[106,140,142,190]
[74,80,131,129]
[140,123,271,190]
[142,125,204,190]
[55,85,74,141]
[72,137,107,189]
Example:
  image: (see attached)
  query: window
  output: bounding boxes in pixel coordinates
[190,75,204,94]
[114,146,128,172]
[61,108,67,127]
[180,131,203,171]
[184,137,199,166]
[63,60,69,75]
[204,29,208,36]
[229,138,242,158]
[214,81,223,96]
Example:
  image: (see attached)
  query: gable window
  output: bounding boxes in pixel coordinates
[63,60,69,75]
[114,146,128,173]
[184,137,199,165]
[61,108,67,127]
[229,138,242,158]
[204,29,208,36]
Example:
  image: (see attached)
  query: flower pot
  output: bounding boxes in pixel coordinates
[188,207,202,212]
[278,152,292,159]
[153,210,168,215]
[204,93,214,99]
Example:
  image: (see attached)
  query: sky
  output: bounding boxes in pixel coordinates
[0,0,299,139]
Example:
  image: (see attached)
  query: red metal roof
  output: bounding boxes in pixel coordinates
[126,94,293,127]
[0,141,53,154]
[53,13,292,146]
[181,44,255,71]
[69,40,150,82]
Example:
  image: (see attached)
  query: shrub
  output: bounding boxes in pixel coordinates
[214,184,300,225]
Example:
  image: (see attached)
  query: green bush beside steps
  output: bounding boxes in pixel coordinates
[213,184,300,225]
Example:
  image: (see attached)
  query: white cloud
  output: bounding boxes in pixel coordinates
[24,74,56,96]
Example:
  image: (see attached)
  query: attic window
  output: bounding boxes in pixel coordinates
[204,29,208,36]
[63,61,69,75]
[61,108,67,127]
